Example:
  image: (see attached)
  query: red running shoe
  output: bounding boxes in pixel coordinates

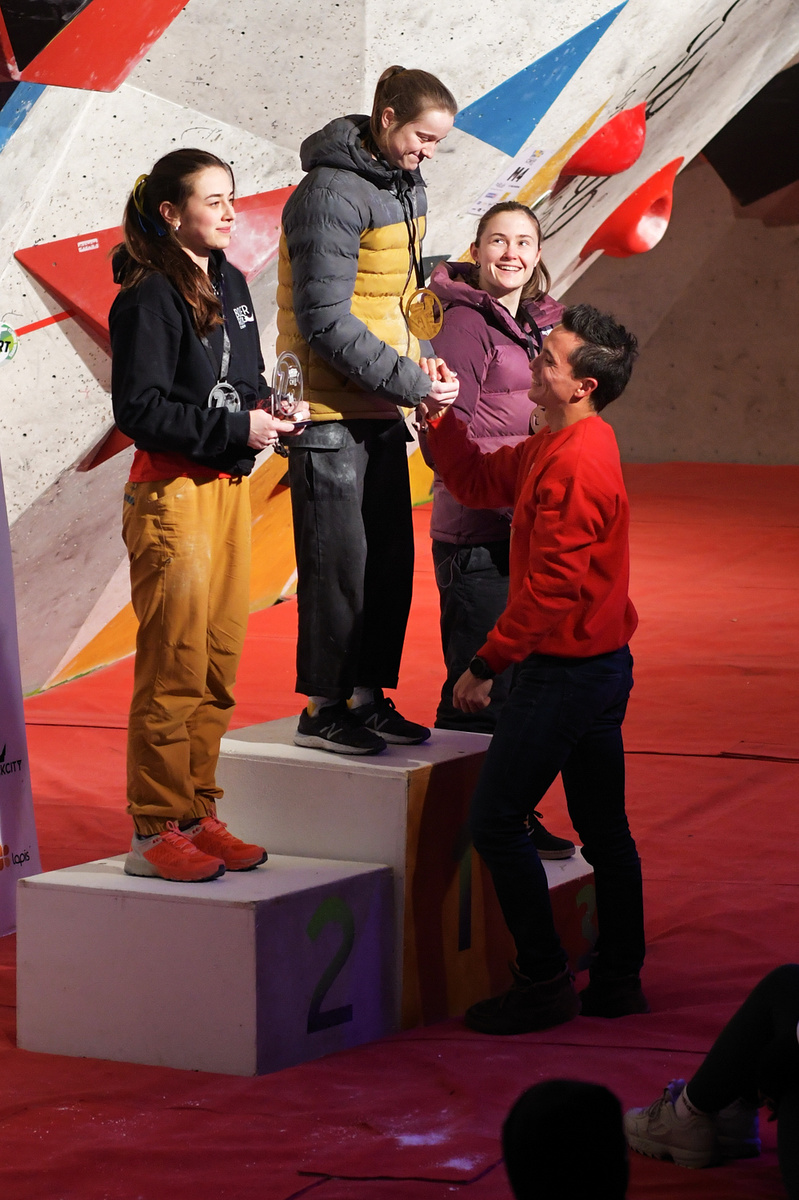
[183,816,268,871]
[125,821,225,883]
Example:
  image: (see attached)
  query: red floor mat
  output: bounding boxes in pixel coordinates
[6,463,799,1200]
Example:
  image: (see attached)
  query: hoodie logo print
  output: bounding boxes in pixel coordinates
[233,304,255,329]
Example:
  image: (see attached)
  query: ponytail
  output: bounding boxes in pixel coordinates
[114,149,233,338]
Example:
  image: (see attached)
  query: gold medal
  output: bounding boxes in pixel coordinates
[403,287,444,339]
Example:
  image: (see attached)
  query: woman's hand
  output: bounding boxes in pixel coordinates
[287,400,312,427]
[419,356,439,383]
[247,408,297,450]
[419,357,459,420]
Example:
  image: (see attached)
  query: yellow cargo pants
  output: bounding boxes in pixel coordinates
[122,475,251,835]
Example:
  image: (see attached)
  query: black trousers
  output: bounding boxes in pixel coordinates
[288,418,414,699]
[431,539,512,733]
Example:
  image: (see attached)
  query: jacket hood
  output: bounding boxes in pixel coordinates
[528,290,565,331]
[429,260,564,341]
[299,115,421,190]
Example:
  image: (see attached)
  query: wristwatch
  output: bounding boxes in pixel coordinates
[469,655,495,680]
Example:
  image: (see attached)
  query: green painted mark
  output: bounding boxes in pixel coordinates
[306,895,355,1033]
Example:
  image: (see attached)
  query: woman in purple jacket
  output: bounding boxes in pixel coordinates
[425,200,572,858]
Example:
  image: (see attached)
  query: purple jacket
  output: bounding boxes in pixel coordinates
[425,260,564,545]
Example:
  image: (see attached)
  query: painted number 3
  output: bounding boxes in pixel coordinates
[306,895,355,1034]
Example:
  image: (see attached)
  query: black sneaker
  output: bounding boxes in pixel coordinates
[527,810,576,860]
[464,965,579,1035]
[580,973,650,1017]
[294,700,386,756]
[348,690,431,745]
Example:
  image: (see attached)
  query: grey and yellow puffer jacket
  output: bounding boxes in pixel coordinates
[277,115,433,421]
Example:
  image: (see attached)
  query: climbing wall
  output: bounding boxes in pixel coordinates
[0,0,798,691]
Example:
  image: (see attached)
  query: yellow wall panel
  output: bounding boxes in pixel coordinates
[44,447,432,690]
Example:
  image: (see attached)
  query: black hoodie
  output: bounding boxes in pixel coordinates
[109,250,269,476]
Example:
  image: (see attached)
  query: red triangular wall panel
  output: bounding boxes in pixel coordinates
[15,187,297,349]
[0,0,188,91]
[227,187,296,282]
[15,188,297,467]
[15,226,121,349]
[0,11,17,83]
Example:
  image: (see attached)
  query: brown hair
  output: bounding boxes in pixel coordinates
[470,200,551,303]
[115,149,234,337]
[369,65,457,150]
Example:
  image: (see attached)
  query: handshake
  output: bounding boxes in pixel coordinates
[417,356,459,427]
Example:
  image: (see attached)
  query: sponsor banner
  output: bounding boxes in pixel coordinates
[468,143,552,216]
[0,455,41,936]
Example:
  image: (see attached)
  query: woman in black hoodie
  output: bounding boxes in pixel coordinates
[110,148,301,883]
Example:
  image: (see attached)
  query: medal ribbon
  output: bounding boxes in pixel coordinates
[201,275,231,383]
[399,181,426,291]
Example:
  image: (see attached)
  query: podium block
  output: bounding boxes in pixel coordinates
[218,720,596,1028]
[17,854,394,1076]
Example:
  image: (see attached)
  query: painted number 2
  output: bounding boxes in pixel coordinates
[306,895,355,1034]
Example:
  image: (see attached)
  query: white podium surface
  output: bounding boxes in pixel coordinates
[218,720,595,1028]
[219,718,489,865]
[17,853,394,1076]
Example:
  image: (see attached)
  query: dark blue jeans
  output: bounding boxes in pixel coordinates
[470,646,644,983]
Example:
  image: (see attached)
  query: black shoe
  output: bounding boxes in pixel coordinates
[580,973,650,1017]
[349,689,431,745]
[464,965,579,1035]
[527,810,576,860]
[294,700,386,756]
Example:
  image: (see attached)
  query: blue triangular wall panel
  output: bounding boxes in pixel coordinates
[454,3,627,156]
[0,82,44,155]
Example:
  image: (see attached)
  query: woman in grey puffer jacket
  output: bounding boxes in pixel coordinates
[276,66,460,757]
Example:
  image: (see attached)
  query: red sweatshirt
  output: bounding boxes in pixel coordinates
[426,411,638,673]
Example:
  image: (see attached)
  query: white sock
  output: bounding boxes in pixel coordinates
[676,1089,707,1120]
[307,695,337,716]
[350,687,375,708]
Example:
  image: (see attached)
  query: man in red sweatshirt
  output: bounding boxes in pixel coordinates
[425,304,643,1034]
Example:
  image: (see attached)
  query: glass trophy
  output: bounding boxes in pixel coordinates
[270,351,307,424]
